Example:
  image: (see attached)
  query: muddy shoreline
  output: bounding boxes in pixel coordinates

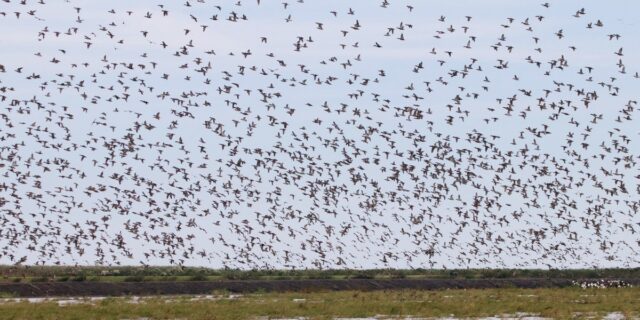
[0,278,638,297]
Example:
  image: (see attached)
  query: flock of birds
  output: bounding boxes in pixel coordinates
[0,0,639,269]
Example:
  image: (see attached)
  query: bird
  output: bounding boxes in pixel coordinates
[0,0,636,271]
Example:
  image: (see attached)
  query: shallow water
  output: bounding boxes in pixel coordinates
[0,294,242,305]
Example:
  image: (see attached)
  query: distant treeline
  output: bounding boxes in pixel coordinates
[1,266,639,282]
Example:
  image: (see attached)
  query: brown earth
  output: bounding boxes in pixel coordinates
[0,278,638,297]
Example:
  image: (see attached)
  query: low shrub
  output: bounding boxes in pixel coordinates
[71,275,87,282]
[189,274,208,281]
[30,276,49,282]
[352,273,374,279]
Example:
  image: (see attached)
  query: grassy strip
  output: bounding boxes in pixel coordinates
[0,288,639,319]
[2,266,640,282]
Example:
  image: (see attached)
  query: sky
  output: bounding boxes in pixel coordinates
[0,0,639,269]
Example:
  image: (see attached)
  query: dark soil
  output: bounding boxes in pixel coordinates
[1,278,639,297]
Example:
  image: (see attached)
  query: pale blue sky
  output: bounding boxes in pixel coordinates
[0,0,639,269]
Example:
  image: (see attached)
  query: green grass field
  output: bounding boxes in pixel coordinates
[0,288,638,319]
